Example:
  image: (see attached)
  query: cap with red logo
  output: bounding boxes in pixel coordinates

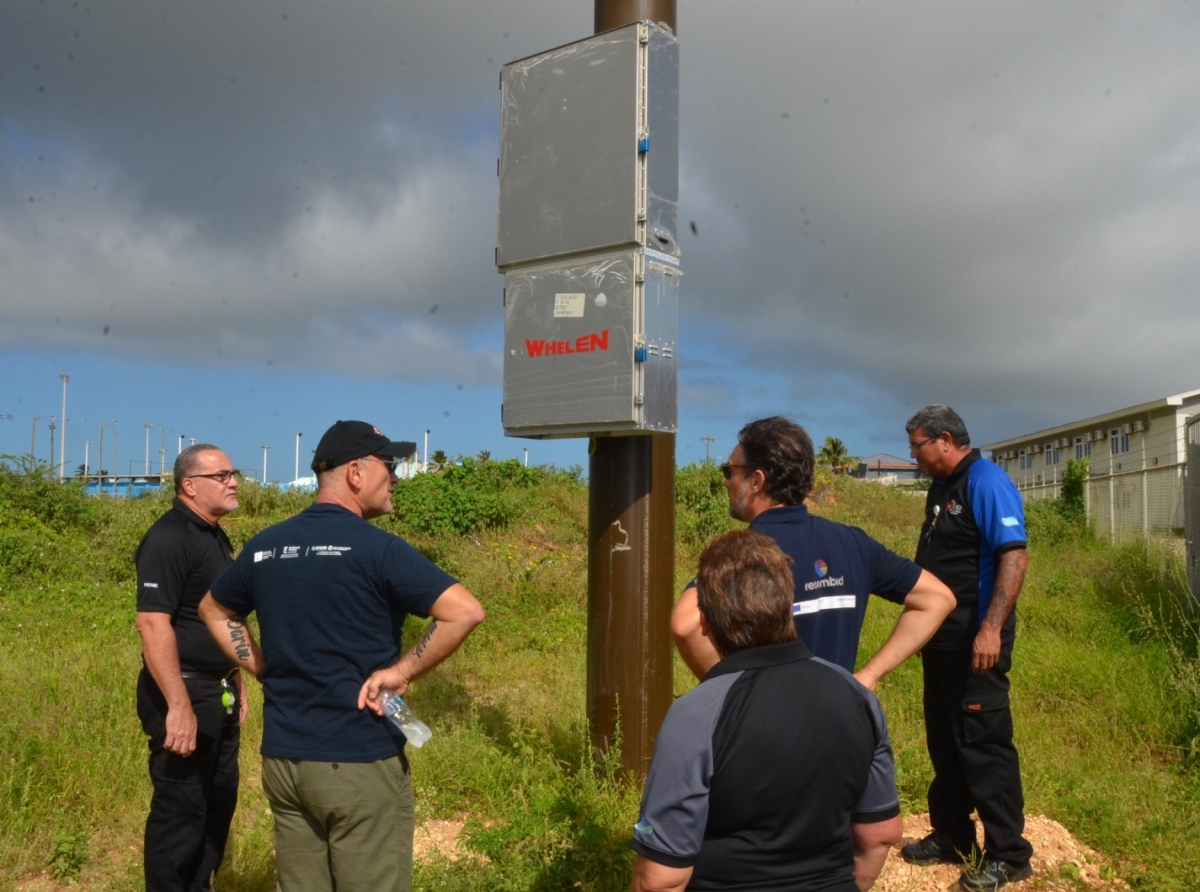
[310,420,416,473]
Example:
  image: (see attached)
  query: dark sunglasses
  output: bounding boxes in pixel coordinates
[719,462,751,480]
[360,455,399,473]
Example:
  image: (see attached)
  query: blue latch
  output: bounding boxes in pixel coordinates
[637,137,650,153]
[635,346,648,362]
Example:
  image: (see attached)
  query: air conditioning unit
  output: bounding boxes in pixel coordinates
[1029,444,1042,454]
[1083,432,1094,443]
[1058,438,1071,448]
[1120,423,1132,435]
[1005,451,1014,459]
[1132,420,1146,433]
[1093,430,1104,441]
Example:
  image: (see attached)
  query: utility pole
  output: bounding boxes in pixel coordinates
[59,374,69,479]
[586,0,678,778]
[178,434,186,456]
[48,421,56,468]
[31,415,54,469]
[295,433,302,481]
[423,430,430,467]
[261,445,270,484]
[84,441,90,478]
[144,423,153,475]
[700,436,715,465]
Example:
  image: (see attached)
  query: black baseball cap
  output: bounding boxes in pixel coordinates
[310,420,416,473]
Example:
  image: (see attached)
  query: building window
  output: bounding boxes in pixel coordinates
[1075,437,1091,460]
[1110,428,1130,455]
[1018,453,1033,470]
[1045,446,1060,466]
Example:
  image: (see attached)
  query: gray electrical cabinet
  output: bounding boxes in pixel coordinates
[497,21,680,439]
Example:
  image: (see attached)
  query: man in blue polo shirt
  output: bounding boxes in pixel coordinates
[901,405,1033,891]
[632,529,902,892]
[199,420,485,892]
[671,416,953,689]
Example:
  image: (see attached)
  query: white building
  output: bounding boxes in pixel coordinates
[981,388,1200,538]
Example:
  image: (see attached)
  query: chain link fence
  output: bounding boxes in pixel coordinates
[1187,416,1200,600]
[1018,464,1186,544]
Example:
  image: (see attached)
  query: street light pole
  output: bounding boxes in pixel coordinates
[144,423,153,476]
[59,374,69,479]
[31,415,54,469]
[48,421,56,468]
[295,433,302,481]
[84,441,90,478]
[423,430,430,467]
[178,434,186,456]
[261,445,270,484]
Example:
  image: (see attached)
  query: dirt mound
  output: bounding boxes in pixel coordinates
[413,812,1131,890]
[875,814,1129,891]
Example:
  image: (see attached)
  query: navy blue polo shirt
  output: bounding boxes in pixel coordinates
[748,505,922,671]
[210,503,456,761]
[632,639,900,891]
[916,450,1026,651]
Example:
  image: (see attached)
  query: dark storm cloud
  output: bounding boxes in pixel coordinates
[2,0,1199,442]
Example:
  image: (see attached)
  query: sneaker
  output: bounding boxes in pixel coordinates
[959,858,1033,891]
[900,831,979,866]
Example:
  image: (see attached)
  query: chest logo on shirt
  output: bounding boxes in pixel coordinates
[254,549,276,562]
[945,500,963,516]
[814,559,828,578]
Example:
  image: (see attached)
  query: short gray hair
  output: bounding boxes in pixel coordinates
[174,444,222,494]
[905,405,970,447]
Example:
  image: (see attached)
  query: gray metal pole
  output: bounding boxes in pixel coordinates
[587,0,677,779]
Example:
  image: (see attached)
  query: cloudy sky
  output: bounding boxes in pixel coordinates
[3,1,1199,478]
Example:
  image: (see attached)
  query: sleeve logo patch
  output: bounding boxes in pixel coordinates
[1001,516,1020,527]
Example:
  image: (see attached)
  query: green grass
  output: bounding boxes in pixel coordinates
[1,461,1198,889]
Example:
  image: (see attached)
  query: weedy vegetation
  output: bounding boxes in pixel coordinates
[1,458,1198,890]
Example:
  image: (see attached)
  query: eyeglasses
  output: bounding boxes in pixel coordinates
[908,437,938,452]
[720,462,752,480]
[189,469,243,484]
[359,456,399,474]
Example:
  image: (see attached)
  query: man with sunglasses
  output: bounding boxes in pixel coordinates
[200,420,485,892]
[135,444,245,892]
[671,416,954,691]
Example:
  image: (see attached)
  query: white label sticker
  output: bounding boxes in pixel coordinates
[553,293,586,318]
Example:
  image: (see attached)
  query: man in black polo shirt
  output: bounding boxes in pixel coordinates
[135,444,243,892]
[902,405,1034,891]
[632,530,902,892]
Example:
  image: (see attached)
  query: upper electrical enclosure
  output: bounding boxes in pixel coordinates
[496,21,680,270]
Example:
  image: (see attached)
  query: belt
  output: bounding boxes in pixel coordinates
[180,669,239,682]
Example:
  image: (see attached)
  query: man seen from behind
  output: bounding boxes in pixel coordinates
[199,420,485,892]
[631,529,902,892]
[671,416,954,689]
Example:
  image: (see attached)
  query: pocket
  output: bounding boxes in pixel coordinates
[960,690,1013,745]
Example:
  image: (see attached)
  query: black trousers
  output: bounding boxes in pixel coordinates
[137,669,240,892]
[921,639,1033,866]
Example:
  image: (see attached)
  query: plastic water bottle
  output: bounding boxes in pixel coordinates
[380,693,432,748]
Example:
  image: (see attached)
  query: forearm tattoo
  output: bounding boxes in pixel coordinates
[225,618,253,662]
[985,550,1027,626]
[414,620,438,659]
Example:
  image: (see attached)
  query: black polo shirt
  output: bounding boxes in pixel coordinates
[136,498,236,675]
[632,639,900,891]
[915,450,1026,651]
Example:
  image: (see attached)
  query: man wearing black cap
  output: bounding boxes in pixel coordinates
[199,420,485,892]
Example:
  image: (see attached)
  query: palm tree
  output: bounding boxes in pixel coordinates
[817,437,853,474]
